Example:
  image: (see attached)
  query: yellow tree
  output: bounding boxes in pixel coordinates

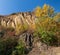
[34,6,42,17]
[35,4,54,18]
[42,4,54,17]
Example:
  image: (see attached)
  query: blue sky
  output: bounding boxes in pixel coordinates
[0,0,60,15]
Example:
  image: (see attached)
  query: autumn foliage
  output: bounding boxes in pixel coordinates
[34,4,60,45]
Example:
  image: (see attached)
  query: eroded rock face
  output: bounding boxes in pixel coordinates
[19,31,33,47]
[0,12,36,29]
[0,12,36,47]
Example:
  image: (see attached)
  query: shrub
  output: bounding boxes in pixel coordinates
[40,31,58,45]
[0,36,17,55]
[12,38,26,55]
[34,17,58,46]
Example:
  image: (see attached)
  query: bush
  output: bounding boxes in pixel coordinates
[12,38,26,55]
[40,31,58,45]
[34,18,58,46]
[0,36,17,55]
[0,26,26,55]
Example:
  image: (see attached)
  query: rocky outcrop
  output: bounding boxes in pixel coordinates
[28,39,60,55]
[0,12,36,28]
